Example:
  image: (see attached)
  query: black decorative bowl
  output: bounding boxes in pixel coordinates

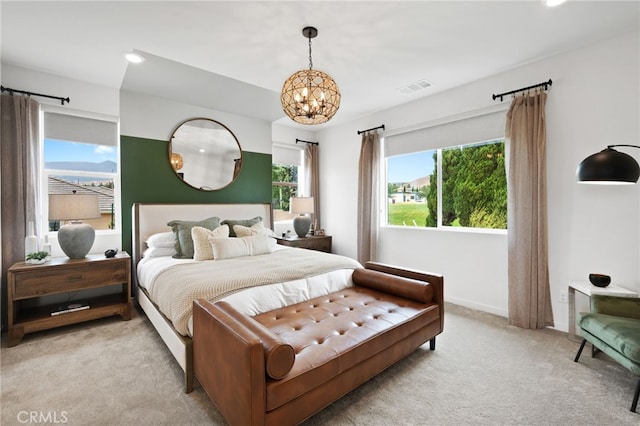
[589,273,611,288]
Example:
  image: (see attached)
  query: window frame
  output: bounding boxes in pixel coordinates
[40,105,121,236]
[382,113,508,235]
[271,144,306,225]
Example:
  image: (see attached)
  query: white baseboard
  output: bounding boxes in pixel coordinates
[445,296,507,318]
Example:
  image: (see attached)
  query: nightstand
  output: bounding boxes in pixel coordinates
[7,252,131,347]
[276,235,332,253]
[567,280,637,342]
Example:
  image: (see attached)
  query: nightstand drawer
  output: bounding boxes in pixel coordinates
[276,235,332,253]
[12,260,127,299]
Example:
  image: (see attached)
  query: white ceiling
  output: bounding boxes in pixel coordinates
[2,1,639,127]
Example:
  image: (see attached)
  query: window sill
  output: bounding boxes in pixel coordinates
[382,225,507,236]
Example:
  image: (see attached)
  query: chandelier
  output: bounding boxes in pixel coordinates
[170,153,184,171]
[281,26,340,125]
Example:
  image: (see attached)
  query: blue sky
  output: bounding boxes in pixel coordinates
[44,139,117,163]
[387,150,435,183]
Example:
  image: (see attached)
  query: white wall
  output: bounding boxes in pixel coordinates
[2,64,119,117]
[272,122,316,146]
[120,91,272,155]
[317,30,640,331]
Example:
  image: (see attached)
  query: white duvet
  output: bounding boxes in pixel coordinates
[137,246,361,336]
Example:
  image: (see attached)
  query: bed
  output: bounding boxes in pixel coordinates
[131,203,362,393]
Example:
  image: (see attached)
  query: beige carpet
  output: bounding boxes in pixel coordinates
[1,303,638,425]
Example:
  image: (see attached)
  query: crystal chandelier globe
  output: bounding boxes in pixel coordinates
[170,152,184,170]
[281,27,340,125]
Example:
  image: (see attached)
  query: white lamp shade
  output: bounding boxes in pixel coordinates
[49,194,100,221]
[290,197,314,214]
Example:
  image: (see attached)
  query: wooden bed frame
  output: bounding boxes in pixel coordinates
[131,203,273,393]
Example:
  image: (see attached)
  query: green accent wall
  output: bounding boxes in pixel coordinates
[120,135,272,254]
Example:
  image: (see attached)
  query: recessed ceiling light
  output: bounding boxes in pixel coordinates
[124,51,145,64]
[545,0,567,7]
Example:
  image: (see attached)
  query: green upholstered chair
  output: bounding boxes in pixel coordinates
[574,294,640,413]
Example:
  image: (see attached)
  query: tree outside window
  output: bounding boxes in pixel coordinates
[272,164,298,221]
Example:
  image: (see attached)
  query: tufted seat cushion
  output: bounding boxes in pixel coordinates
[579,313,640,365]
[253,286,439,411]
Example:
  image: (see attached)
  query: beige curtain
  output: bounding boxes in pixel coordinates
[304,143,320,229]
[506,91,554,329]
[233,157,242,180]
[1,94,41,329]
[357,131,379,264]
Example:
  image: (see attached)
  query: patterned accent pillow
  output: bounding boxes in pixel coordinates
[233,222,276,238]
[167,216,220,259]
[191,225,229,261]
[221,216,262,237]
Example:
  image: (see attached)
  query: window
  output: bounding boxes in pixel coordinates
[384,110,507,230]
[387,150,434,227]
[42,111,120,232]
[272,145,304,223]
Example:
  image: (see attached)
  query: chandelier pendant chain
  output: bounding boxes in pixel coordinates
[306,35,314,115]
[308,36,313,71]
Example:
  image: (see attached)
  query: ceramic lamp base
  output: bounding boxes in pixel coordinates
[293,215,311,238]
[58,223,95,259]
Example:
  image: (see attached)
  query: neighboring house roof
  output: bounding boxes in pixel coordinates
[48,176,114,213]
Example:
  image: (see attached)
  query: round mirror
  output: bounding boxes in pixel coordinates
[169,118,242,191]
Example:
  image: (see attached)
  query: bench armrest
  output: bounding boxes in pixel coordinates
[193,299,266,426]
[363,261,444,333]
[591,295,640,319]
[353,268,434,303]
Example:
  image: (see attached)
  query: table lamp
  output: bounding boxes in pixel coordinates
[49,191,100,259]
[290,196,314,238]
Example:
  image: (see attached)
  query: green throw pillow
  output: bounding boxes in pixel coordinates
[167,216,220,259]
[221,216,263,237]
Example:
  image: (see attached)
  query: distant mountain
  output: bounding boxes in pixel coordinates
[45,160,117,173]
[391,176,431,188]
[410,176,430,188]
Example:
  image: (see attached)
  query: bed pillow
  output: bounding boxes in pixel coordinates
[142,246,177,258]
[221,216,262,237]
[167,216,220,259]
[146,231,176,248]
[210,235,273,260]
[233,222,276,238]
[191,225,229,261]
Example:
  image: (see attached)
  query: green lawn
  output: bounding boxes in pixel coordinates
[387,203,430,227]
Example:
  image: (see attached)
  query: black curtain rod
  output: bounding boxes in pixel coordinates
[1,85,70,105]
[492,79,552,102]
[357,124,385,135]
[295,138,319,146]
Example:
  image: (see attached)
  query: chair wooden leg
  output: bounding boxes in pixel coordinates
[574,339,587,362]
[632,378,640,413]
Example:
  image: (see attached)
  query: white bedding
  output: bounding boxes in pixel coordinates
[137,246,361,336]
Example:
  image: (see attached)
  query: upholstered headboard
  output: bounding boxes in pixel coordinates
[131,203,273,271]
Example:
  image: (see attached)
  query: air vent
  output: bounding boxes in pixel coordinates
[398,79,432,94]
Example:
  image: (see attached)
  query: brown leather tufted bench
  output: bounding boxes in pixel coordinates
[193,261,444,426]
